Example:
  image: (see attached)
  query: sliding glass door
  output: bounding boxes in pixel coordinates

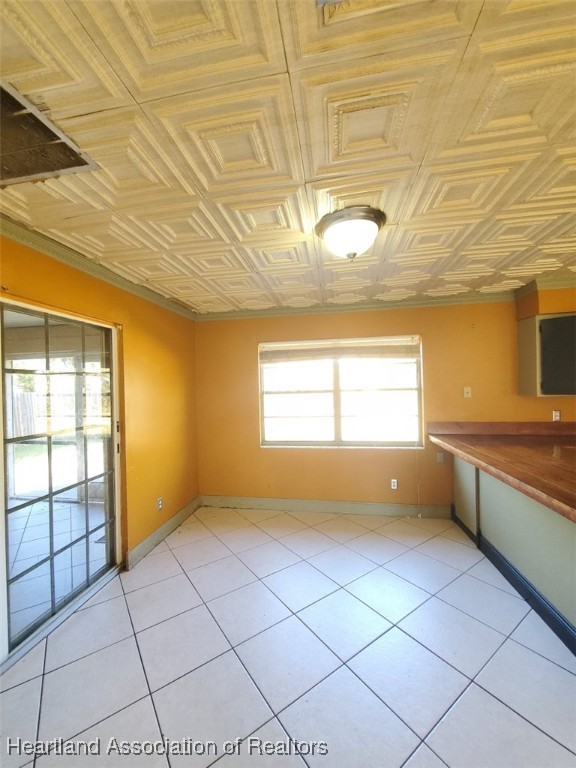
[1,304,116,650]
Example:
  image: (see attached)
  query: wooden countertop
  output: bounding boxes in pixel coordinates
[428,422,576,523]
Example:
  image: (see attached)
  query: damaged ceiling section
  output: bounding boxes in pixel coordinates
[0,83,95,186]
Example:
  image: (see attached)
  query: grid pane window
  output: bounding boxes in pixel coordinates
[5,372,48,438]
[260,337,423,448]
[2,305,115,650]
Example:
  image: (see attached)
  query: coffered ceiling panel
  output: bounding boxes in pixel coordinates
[56,107,195,204]
[293,40,468,179]
[0,0,132,117]
[278,0,483,69]
[309,170,415,225]
[507,148,576,214]
[122,200,235,250]
[400,154,539,222]
[142,74,304,195]
[1,0,574,318]
[244,241,318,274]
[70,0,287,102]
[214,187,312,244]
[425,6,576,163]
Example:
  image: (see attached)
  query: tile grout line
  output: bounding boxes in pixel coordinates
[181,518,456,761]
[181,511,422,761]
[0,515,540,675]
[119,577,173,768]
[413,565,549,746]
[399,740,451,768]
[5,507,575,767]
[471,676,576,757]
[115,515,526,699]
[468,632,576,757]
[32,586,165,763]
[30,637,48,768]
[16,523,526,740]
[198,579,320,768]
[507,625,576,678]
[38,616,135,676]
[342,653,428,749]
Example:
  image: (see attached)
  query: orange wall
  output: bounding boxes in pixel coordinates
[195,301,576,507]
[1,237,199,550]
[3,235,574,530]
[516,286,576,320]
[538,287,576,316]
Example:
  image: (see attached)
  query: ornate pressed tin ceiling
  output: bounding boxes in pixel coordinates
[0,0,575,317]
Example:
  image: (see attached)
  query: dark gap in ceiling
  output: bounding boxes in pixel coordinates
[0,85,93,185]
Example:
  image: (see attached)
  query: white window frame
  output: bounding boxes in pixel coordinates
[259,336,424,449]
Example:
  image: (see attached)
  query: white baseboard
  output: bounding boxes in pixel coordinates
[199,495,451,519]
[125,494,449,571]
[125,496,202,570]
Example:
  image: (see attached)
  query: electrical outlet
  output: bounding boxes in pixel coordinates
[436,451,445,463]
[463,386,472,399]
[156,497,163,511]
[390,479,398,490]
[552,410,561,422]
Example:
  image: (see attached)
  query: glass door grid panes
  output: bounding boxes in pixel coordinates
[2,305,115,649]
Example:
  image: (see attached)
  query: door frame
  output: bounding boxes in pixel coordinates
[0,297,123,664]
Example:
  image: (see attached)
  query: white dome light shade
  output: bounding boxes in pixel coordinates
[322,217,379,259]
[315,206,386,260]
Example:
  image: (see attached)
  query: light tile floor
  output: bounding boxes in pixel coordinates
[1,507,575,768]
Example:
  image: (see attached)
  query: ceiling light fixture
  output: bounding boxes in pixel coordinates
[315,206,386,261]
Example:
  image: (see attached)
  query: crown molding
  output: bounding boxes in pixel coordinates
[515,271,576,301]
[514,281,538,299]
[2,215,519,323]
[0,215,200,321]
[193,291,515,321]
[534,271,576,290]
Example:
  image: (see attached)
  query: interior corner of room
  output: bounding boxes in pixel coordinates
[1,232,575,662]
[0,0,575,665]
